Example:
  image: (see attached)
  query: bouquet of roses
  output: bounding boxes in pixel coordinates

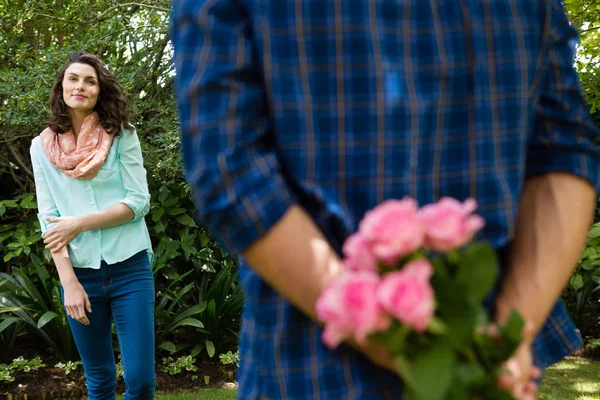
[316,197,525,400]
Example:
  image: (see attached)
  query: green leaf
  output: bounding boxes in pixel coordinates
[191,344,203,357]
[582,246,598,260]
[570,273,584,290]
[500,310,524,345]
[181,241,195,255]
[200,232,210,247]
[37,311,59,329]
[163,197,179,207]
[588,224,600,239]
[0,317,20,334]
[3,252,17,262]
[205,340,215,358]
[158,186,169,204]
[159,341,176,353]
[411,342,454,400]
[427,317,447,336]
[455,243,498,301]
[168,207,186,216]
[19,194,37,209]
[152,207,165,222]
[176,318,204,329]
[394,355,419,393]
[0,207,5,217]
[442,304,478,347]
[155,218,167,233]
[176,214,197,227]
[24,233,42,246]
[207,299,216,319]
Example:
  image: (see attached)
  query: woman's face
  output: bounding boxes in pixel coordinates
[62,62,100,114]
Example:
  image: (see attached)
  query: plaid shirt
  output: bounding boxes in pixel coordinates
[172,0,599,398]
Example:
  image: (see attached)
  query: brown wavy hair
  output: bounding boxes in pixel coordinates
[47,52,133,135]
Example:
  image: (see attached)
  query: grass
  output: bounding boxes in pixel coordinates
[538,357,600,399]
[117,388,236,400]
[113,358,598,400]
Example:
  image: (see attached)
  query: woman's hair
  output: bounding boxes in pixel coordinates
[47,52,133,135]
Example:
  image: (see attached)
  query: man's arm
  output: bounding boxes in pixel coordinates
[495,1,600,395]
[495,173,595,334]
[243,205,395,369]
[497,0,600,334]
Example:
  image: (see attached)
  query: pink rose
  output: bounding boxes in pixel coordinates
[342,232,378,272]
[419,197,485,252]
[377,259,435,332]
[359,198,424,265]
[316,271,390,348]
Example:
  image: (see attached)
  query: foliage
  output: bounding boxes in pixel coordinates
[161,355,198,376]
[116,357,124,380]
[54,360,82,375]
[565,0,600,120]
[0,356,45,383]
[10,355,45,372]
[0,263,78,361]
[219,350,240,368]
[0,194,47,271]
[194,261,244,358]
[563,222,600,338]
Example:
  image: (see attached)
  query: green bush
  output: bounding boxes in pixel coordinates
[562,222,600,339]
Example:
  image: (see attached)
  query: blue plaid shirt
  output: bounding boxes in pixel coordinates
[172,0,599,398]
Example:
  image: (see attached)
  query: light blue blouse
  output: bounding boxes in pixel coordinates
[30,127,153,269]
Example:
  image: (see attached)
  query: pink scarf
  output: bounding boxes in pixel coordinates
[40,112,114,180]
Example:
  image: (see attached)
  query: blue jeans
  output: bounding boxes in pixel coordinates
[62,251,156,400]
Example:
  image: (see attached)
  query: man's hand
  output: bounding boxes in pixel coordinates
[44,216,83,252]
[62,280,92,326]
[496,324,541,400]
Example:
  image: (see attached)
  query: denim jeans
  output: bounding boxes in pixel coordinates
[62,251,156,400]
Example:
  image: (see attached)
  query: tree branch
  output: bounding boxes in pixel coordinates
[4,141,33,181]
[31,13,74,23]
[0,134,32,144]
[33,3,168,26]
[580,25,600,34]
[88,3,169,23]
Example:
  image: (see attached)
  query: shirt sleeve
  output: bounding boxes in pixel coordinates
[30,138,60,236]
[527,1,600,191]
[118,128,151,221]
[171,0,296,255]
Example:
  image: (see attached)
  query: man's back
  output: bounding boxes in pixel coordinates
[172,1,597,398]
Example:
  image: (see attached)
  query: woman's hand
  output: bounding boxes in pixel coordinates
[62,280,92,325]
[44,216,83,252]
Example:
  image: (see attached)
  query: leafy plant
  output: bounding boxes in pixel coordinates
[0,356,46,382]
[564,222,600,337]
[116,354,124,380]
[219,350,240,367]
[54,360,82,375]
[0,194,46,273]
[0,313,24,362]
[154,269,207,355]
[161,355,198,375]
[0,262,78,361]
[194,261,243,358]
[0,364,14,383]
[11,356,45,372]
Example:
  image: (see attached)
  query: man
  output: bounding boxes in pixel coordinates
[171,1,599,399]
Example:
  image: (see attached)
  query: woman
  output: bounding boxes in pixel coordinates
[29,52,155,400]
